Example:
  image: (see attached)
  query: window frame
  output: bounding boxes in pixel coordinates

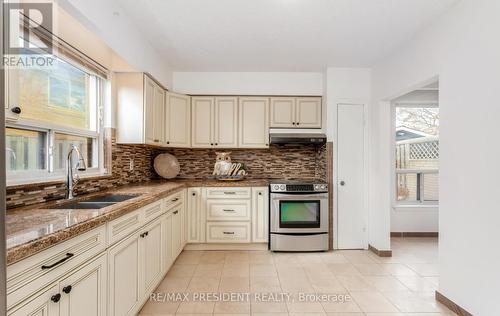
[5,70,106,186]
[392,101,439,208]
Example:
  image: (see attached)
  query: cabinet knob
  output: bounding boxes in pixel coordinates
[167,141,170,144]
[192,192,196,196]
[210,143,214,146]
[292,122,296,125]
[62,285,72,294]
[51,293,61,303]
[11,106,22,114]
[258,192,262,195]
[215,143,218,146]
[296,122,300,126]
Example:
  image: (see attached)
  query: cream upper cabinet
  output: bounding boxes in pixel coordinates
[192,96,238,148]
[214,97,238,148]
[270,96,322,128]
[270,97,295,128]
[296,97,322,128]
[239,97,269,148]
[116,73,165,145]
[191,97,214,148]
[165,92,191,147]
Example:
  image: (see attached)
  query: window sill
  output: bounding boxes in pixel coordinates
[6,172,112,190]
[393,204,439,210]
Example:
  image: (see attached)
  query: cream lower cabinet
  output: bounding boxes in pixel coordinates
[8,283,60,316]
[251,187,269,243]
[139,217,164,299]
[187,187,205,243]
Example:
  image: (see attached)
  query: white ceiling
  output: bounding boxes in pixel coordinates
[115,0,459,72]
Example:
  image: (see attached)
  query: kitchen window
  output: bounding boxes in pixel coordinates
[5,15,108,185]
[394,103,439,206]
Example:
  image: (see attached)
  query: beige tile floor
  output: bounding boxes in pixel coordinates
[140,237,455,316]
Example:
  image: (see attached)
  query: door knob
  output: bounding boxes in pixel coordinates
[340,181,346,186]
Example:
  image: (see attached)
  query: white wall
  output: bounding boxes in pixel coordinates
[58,0,173,88]
[371,0,500,314]
[172,72,323,96]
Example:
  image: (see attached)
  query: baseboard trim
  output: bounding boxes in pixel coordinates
[184,243,268,251]
[368,244,392,257]
[391,232,439,237]
[435,291,473,316]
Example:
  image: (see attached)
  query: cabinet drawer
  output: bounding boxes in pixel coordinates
[164,190,184,210]
[206,187,251,199]
[7,225,106,310]
[108,209,142,246]
[206,222,251,243]
[206,199,251,221]
[142,200,164,223]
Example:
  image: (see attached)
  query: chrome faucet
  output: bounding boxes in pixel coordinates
[66,145,87,199]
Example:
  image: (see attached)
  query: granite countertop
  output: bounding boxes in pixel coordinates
[6,178,271,265]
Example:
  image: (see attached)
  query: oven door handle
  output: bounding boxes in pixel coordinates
[270,193,328,200]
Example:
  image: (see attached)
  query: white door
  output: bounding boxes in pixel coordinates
[270,97,295,128]
[59,254,107,316]
[238,97,269,148]
[214,97,238,148]
[191,97,214,148]
[108,234,141,316]
[165,92,191,147]
[296,97,322,128]
[140,217,163,298]
[337,104,365,249]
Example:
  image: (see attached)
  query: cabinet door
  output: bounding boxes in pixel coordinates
[165,92,191,147]
[252,187,269,242]
[214,97,238,148]
[296,97,322,128]
[191,97,214,148]
[8,283,59,316]
[59,254,107,316]
[153,85,165,144]
[270,97,295,128]
[108,234,141,316]
[187,188,205,243]
[171,207,182,258]
[139,218,163,298]
[162,212,174,270]
[238,97,269,148]
[143,76,156,144]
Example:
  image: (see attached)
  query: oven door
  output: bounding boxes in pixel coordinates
[270,192,328,233]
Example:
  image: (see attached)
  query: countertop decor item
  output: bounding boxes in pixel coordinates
[213,152,247,180]
[154,153,180,179]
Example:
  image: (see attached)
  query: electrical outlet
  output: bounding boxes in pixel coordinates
[129,159,134,171]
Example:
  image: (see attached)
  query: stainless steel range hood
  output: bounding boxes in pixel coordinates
[269,133,327,145]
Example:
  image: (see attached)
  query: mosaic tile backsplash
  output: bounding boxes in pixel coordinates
[6,130,328,209]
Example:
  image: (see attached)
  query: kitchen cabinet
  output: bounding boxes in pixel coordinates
[8,283,59,316]
[171,204,183,258]
[191,96,238,148]
[139,217,164,299]
[116,73,164,145]
[270,96,322,128]
[162,211,174,270]
[165,92,191,147]
[187,188,205,243]
[59,254,107,316]
[251,187,269,243]
[238,97,269,148]
[108,233,141,316]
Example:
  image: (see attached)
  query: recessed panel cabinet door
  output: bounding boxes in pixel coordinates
[59,254,107,316]
[162,212,174,270]
[165,92,191,147]
[252,187,269,242]
[143,76,156,144]
[270,97,295,128]
[191,97,214,148]
[296,97,322,128]
[238,97,269,148]
[8,283,59,316]
[214,97,238,147]
[153,85,165,144]
[140,218,163,298]
[108,234,141,316]
[172,207,182,258]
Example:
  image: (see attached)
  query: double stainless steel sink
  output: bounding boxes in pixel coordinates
[51,194,139,209]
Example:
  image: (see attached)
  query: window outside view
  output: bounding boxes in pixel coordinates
[395,106,439,204]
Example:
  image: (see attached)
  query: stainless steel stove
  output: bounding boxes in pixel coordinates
[269,181,329,251]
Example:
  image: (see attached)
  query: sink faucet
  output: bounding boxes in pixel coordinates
[66,145,87,199]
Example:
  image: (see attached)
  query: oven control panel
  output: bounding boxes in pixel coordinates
[270,183,328,193]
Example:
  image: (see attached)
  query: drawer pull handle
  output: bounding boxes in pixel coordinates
[62,285,72,294]
[42,253,74,270]
[223,231,235,235]
[140,231,149,238]
[171,198,179,202]
[223,192,236,195]
[223,209,235,212]
[51,293,61,303]
[173,210,179,215]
